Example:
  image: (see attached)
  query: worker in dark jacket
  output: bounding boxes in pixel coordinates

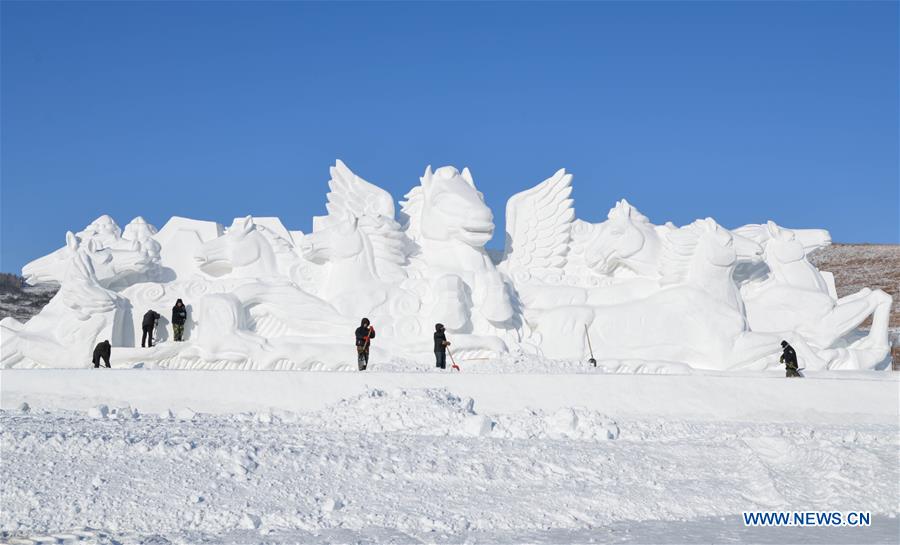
[434,323,450,369]
[355,318,375,371]
[171,299,187,342]
[92,340,111,368]
[780,340,801,377]
[142,309,160,347]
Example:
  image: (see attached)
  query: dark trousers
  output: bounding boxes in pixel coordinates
[142,326,154,347]
[92,355,110,368]
[786,365,801,378]
[435,351,446,369]
[357,348,369,371]
[173,323,184,342]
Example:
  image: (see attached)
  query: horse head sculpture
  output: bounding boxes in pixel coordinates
[584,200,661,277]
[303,215,365,263]
[733,222,831,257]
[762,221,809,269]
[401,164,514,331]
[195,216,280,279]
[659,218,761,312]
[402,166,494,248]
[23,217,160,289]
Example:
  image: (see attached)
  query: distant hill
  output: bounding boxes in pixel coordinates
[808,244,900,369]
[808,244,900,328]
[0,273,57,323]
[2,244,897,366]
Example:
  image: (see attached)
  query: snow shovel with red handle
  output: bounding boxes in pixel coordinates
[447,346,461,372]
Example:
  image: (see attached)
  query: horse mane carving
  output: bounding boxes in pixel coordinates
[398,169,429,246]
[659,218,716,285]
[608,198,651,224]
[254,223,294,255]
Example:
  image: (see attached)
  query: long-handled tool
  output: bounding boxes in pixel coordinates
[447,346,461,372]
[584,324,596,367]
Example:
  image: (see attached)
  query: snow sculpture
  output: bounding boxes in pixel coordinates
[2,231,133,368]
[736,221,892,369]
[196,216,283,279]
[23,216,161,289]
[584,200,668,278]
[153,216,223,281]
[303,160,408,304]
[2,161,893,371]
[401,166,514,333]
[170,292,351,370]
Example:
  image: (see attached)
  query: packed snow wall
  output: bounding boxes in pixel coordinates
[0,161,892,371]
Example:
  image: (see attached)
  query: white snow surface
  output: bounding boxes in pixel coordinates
[2,366,898,423]
[2,369,899,543]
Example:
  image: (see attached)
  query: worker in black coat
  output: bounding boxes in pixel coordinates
[171,299,187,342]
[142,310,160,347]
[355,318,375,371]
[92,340,111,368]
[780,340,801,377]
[434,323,450,369]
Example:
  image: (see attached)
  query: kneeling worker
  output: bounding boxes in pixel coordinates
[93,339,111,368]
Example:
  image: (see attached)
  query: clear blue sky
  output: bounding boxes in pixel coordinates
[2,1,897,273]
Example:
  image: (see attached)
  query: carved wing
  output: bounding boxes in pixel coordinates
[500,168,574,272]
[324,160,395,221]
[322,160,409,281]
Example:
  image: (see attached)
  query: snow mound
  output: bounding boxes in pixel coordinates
[298,387,619,442]
[302,388,486,437]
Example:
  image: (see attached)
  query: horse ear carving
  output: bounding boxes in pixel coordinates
[235,216,254,234]
[610,199,635,221]
[461,167,475,188]
[65,231,79,252]
[420,166,433,194]
[765,220,788,240]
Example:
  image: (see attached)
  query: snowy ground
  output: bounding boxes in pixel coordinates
[2,370,898,544]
